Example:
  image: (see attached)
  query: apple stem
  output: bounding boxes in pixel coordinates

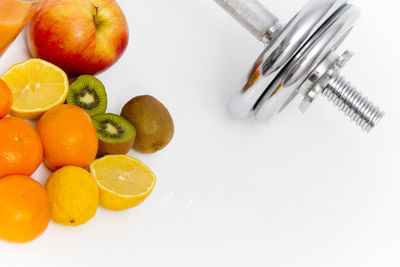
[94,5,99,24]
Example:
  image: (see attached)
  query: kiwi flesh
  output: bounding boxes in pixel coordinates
[66,75,107,116]
[121,95,174,153]
[91,113,136,157]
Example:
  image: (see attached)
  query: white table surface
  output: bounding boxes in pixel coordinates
[0,0,399,266]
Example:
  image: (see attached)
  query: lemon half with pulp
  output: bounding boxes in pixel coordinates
[90,155,156,211]
[1,58,69,119]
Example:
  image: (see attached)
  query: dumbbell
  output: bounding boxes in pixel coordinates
[215,0,384,132]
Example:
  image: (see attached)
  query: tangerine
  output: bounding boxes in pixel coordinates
[36,104,98,171]
[0,117,43,178]
[0,79,12,118]
[0,175,51,243]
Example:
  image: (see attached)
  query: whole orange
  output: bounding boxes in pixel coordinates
[0,175,51,243]
[0,79,13,118]
[36,104,98,171]
[0,117,43,178]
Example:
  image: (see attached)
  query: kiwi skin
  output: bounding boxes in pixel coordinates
[91,113,136,158]
[121,95,174,154]
[97,138,135,158]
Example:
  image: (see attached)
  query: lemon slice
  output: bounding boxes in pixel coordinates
[89,155,156,211]
[1,58,69,119]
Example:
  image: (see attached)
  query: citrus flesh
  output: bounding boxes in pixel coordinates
[90,155,156,211]
[1,58,69,119]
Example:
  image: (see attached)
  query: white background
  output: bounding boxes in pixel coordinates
[0,0,399,266]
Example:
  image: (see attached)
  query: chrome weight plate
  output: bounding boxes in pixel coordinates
[254,2,359,121]
[228,0,346,120]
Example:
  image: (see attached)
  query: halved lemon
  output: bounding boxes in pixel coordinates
[89,155,156,211]
[1,58,69,119]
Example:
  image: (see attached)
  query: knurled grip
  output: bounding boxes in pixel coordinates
[214,0,281,43]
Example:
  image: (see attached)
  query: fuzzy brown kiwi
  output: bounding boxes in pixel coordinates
[120,95,174,153]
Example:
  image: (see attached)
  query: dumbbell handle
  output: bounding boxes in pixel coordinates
[214,0,282,43]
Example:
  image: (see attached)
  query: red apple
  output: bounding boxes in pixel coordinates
[28,0,129,76]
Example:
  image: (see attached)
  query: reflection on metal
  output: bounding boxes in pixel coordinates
[215,0,384,132]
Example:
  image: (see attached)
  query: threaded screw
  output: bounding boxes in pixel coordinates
[323,74,384,132]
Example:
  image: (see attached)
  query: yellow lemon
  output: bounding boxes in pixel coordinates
[45,166,99,226]
[90,155,156,211]
[1,58,69,119]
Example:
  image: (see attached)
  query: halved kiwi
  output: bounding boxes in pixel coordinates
[66,75,107,116]
[92,113,136,157]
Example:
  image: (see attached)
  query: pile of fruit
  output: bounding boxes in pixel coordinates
[0,0,174,243]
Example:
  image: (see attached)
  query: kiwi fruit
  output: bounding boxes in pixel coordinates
[121,95,174,153]
[91,113,136,157]
[66,75,107,116]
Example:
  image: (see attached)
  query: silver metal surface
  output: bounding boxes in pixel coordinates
[229,0,344,120]
[323,75,384,132]
[298,51,353,112]
[215,0,384,132]
[255,2,359,122]
[214,0,281,43]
